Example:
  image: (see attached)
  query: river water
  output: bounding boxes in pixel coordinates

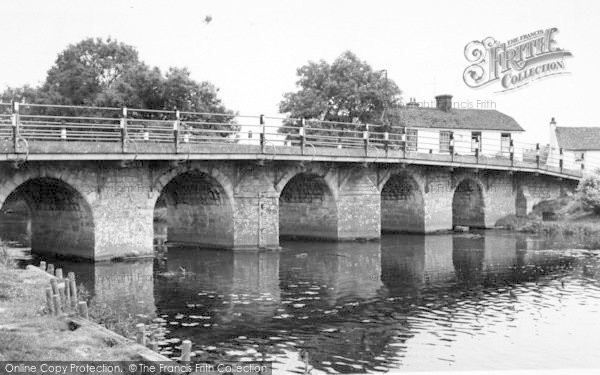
[9,228,600,373]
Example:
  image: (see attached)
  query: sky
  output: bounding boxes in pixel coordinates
[0,0,598,143]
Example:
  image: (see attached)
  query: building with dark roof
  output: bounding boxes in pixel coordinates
[549,119,600,171]
[389,95,524,156]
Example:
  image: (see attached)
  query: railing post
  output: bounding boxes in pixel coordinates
[120,107,128,152]
[363,124,369,157]
[300,118,306,155]
[260,114,265,153]
[559,148,563,173]
[449,133,455,162]
[383,131,389,156]
[509,140,514,167]
[536,143,540,168]
[11,101,20,152]
[60,120,67,141]
[174,110,180,152]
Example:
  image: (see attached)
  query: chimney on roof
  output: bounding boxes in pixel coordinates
[406,98,420,109]
[549,117,558,148]
[435,94,453,112]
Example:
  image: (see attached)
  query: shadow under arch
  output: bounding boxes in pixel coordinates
[279,172,338,240]
[452,177,485,228]
[381,173,425,233]
[154,171,234,248]
[0,177,95,259]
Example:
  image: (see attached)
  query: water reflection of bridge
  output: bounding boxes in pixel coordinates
[53,233,578,373]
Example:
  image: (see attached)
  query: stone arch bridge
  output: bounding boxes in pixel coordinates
[0,103,581,261]
[0,160,575,261]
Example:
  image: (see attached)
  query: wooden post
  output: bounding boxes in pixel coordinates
[136,323,146,346]
[45,288,54,315]
[47,264,54,275]
[181,340,192,361]
[39,261,46,271]
[64,279,71,308]
[77,301,89,319]
[52,294,62,315]
[50,278,59,296]
[55,268,63,279]
[68,272,78,309]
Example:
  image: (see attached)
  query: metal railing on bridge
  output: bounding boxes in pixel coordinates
[0,102,596,179]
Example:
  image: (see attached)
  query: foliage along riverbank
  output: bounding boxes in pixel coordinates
[497,196,600,241]
[0,246,145,361]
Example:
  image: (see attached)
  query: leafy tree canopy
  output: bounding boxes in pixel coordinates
[279,51,402,131]
[2,38,236,132]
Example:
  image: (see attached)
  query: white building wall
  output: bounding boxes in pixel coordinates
[416,129,440,153]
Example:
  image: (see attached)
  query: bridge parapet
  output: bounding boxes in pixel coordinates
[0,102,592,180]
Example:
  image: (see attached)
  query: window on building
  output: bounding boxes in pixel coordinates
[440,131,452,153]
[471,131,482,152]
[406,129,418,151]
[501,133,511,154]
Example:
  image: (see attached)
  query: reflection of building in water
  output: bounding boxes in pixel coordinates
[155,247,280,322]
[44,259,156,318]
[280,241,382,305]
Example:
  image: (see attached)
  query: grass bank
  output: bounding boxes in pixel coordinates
[0,251,144,361]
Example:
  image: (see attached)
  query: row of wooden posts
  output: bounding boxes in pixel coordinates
[39,260,89,318]
[38,260,193,362]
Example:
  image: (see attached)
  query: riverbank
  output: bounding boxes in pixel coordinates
[0,256,145,361]
[497,196,600,239]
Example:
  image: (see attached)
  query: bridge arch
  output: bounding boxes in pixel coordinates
[154,166,234,248]
[380,171,425,233]
[278,172,338,240]
[452,177,486,229]
[0,175,95,259]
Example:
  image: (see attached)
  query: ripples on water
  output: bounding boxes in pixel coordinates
[16,231,600,373]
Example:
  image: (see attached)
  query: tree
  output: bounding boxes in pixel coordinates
[578,173,600,214]
[1,38,238,137]
[41,38,140,106]
[279,51,402,136]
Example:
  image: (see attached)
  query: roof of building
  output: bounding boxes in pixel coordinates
[390,107,524,132]
[555,126,600,151]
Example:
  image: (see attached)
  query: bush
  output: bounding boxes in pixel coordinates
[578,174,600,214]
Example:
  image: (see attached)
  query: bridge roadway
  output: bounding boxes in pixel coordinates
[0,103,582,260]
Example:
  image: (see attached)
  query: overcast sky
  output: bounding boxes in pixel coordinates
[0,0,598,143]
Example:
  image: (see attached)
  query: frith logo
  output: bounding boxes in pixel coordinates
[463,28,573,92]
